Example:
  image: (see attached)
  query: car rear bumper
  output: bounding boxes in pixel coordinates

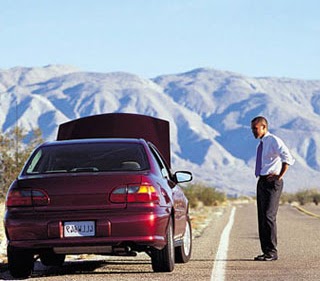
[5,206,171,252]
[8,235,166,252]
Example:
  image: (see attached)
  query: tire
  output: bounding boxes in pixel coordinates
[151,217,175,272]
[40,251,66,266]
[7,245,34,279]
[175,217,192,263]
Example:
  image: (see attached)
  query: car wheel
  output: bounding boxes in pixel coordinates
[151,217,175,272]
[40,250,66,266]
[175,217,192,263]
[7,245,34,279]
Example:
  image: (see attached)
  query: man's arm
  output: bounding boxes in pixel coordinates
[267,162,290,181]
[278,162,290,180]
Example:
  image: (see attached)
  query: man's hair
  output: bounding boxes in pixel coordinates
[251,116,268,129]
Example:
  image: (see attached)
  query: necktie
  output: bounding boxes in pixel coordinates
[255,141,263,177]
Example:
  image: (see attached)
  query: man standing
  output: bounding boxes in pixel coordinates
[251,116,295,261]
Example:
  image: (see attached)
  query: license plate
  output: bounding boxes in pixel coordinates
[63,221,95,237]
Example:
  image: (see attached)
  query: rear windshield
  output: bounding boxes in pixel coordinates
[23,142,149,175]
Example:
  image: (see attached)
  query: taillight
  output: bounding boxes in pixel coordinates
[109,186,127,203]
[32,190,50,206]
[127,185,159,203]
[6,189,50,207]
[110,185,160,203]
[6,190,32,207]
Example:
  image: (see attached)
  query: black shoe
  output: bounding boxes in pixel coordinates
[254,253,278,261]
[254,254,265,261]
[263,254,278,261]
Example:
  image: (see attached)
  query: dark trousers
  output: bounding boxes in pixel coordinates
[257,177,283,256]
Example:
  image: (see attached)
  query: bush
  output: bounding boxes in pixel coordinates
[280,192,296,204]
[312,193,320,205]
[182,183,226,208]
[281,188,320,206]
[295,190,310,205]
[0,127,43,198]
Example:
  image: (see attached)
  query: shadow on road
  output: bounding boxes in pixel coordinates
[192,258,254,262]
[0,259,153,280]
[215,258,255,262]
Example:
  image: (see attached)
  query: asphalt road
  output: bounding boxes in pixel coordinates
[225,203,320,281]
[1,203,320,280]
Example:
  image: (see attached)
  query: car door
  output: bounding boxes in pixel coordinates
[148,144,186,238]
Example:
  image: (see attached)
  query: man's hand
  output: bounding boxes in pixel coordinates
[266,163,289,182]
[266,174,281,182]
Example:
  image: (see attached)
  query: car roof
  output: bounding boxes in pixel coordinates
[42,138,146,147]
[56,113,171,167]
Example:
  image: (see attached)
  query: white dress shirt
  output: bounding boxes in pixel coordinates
[258,131,295,176]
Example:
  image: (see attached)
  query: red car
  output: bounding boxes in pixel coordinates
[4,114,193,278]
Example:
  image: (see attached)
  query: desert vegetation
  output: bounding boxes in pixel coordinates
[0,127,43,199]
[182,182,226,208]
[281,188,320,206]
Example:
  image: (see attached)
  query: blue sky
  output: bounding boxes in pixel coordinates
[1,0,320,79]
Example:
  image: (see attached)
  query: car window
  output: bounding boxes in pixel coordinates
[149,144,171,179]
[24,142,149,174]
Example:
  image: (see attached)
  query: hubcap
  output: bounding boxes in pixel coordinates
[183,221,191,255]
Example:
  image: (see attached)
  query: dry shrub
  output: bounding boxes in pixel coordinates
[183,183,226,208]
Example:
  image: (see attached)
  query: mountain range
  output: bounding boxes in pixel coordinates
[1,65,320,196]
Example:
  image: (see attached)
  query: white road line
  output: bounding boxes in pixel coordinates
[211,206,236,281]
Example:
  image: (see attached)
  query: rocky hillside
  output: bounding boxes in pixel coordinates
[1,65,320,195]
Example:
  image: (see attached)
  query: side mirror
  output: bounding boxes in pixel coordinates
[174,171,193,183]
